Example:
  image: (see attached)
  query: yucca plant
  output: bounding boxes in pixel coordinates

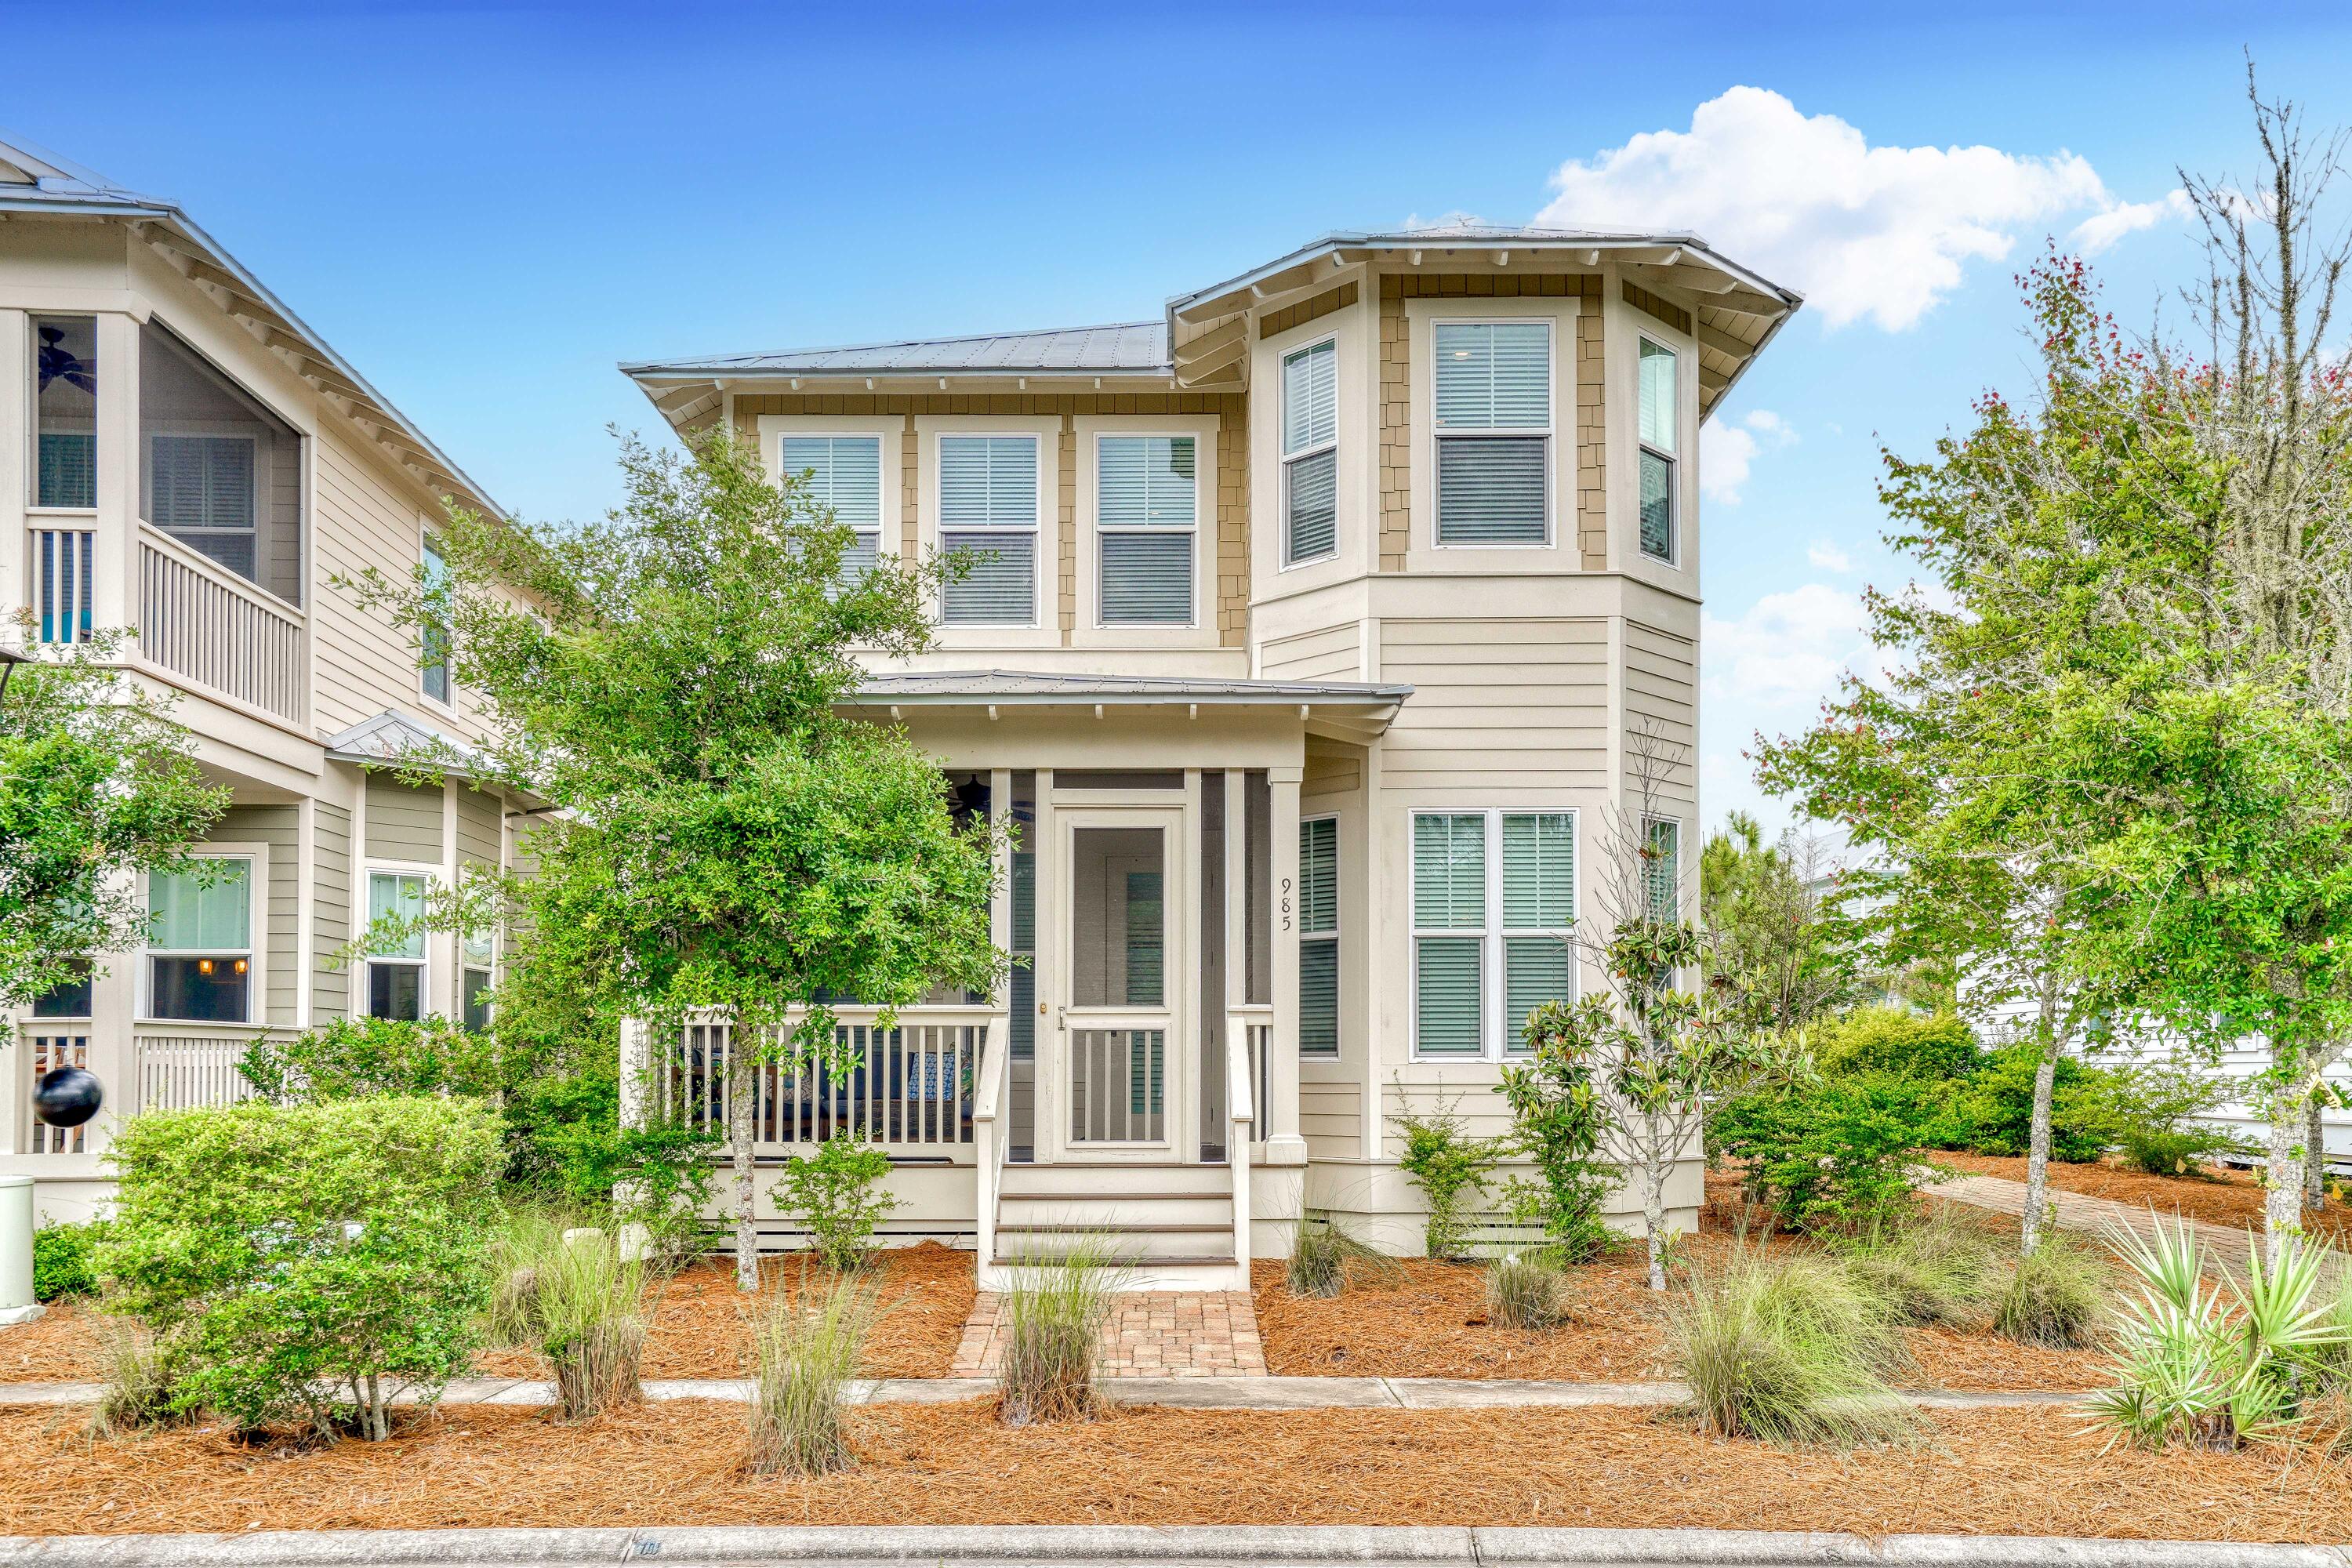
[1666,1246,1922,1447]
[1486,1250,1573,1330]
[747,1273,877,1475]
[2085,1214,2344,1450]
[1287,1210,1396,1298]
[996,1237,1124,1425]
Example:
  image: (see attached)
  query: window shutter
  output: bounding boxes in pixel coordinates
[1639,339,1678,454]
[1415,937,1483,1053]
[1284,448,1337,562]
[1123,871,1163,1006]
[1504,936,1574,1051]
[1413,814,1485,927]
[1436,436,1548,543]
[1502,813,1574,929]
[1281,341,1336,455]
[941,435,1037,623]
[1300,938,1339,1055]
[1434,322,1548,430]
[1299,818,1338,935]
[38,434,95,509]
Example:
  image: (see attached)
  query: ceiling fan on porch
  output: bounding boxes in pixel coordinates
[37,325,95,395]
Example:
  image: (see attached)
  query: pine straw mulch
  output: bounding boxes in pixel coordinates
[475,1241,975,1381]
[1,1298,112,1383]
[1931,1151,2352,1244]
[1252,1197,2110,1392]
[5,1399,2349,1541]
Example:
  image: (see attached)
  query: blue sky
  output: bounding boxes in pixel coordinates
[14,1,2352,834]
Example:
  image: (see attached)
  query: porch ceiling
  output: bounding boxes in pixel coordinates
[844,669,1411,740]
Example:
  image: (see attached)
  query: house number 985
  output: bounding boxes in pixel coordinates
[1280,876,1292,931]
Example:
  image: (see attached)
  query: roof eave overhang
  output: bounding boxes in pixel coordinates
[841,688,1410,739]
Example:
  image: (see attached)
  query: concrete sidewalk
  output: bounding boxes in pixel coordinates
[0,1373,2085,1413]
[0,1523,2339,1568]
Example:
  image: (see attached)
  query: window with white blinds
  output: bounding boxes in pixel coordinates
[1434,321,1550,546]
[1643,815,1682,924]
[1097,434,1196,626]
[1413,808,1577,1058]
[1639,338,1679,562]
[782,434,884,583]
[938,434,1039,625]
[149,434,258,574]
[1280,339,1338,565]
[1299,815,1338,1056]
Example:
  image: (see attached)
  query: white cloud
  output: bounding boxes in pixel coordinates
[1700,408,1797,504]
[1701,581,1873,709]
[2070,188,2193,254]
[1806,540,1853,572]
[1535,87,2158,330]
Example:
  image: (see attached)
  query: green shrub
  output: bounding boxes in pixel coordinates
[1817,1007,1982,1080]
[749,1274,877,1475]
[1839,1209,2002,1326]
[1666,1247,1922,1446]
[1933,1045,2120,1160]
[775,1131,898,1272]
[1713,1072,1937,1233]
[33,1220,105,1301]
[2104,1066,2252,1177]
[96,1096,503,1440]
[1497,999,1621,1263]
[238,1015,499,1105]
[1994,1230,2107,1348]
[1486,1250,1573,1330]
[1287,1210,1392,1298]
[1389,1090,1504,1260]
[997,1237,1123,1425]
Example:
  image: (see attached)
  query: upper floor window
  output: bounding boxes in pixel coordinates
[1638,338,1679,563]
[782,434,884,585]
[31,315,97,510]
[147,857,252,1023]
[1299,815,1338,1056]
[1096,435,1195,626]
[938,434,1038,626]
[1411,809,1577,1058]
[1433,321,1550,546]
[421,532,452,706]
[140,321,304,606]
[1279,339,1337,565]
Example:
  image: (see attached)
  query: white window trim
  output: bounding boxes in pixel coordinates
[27,312,100,518]
[1074,416,1218,647]
[1640,812,1684,927]
[1403,296,1578,573]
[418,522,457,715]
[1407,808,1579,1062]
[913,414,1059,647]
[1429,317,1555,550]
[138,846,264,1025]
[757,413,904,571]
[363,865,436,1023]
[1299,811,1341,1058]
[1636,334,1681,568]
[141,426,260,543]
[1278,334,1340,570]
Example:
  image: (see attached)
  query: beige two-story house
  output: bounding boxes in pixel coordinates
[622,227,1800,1285]
[0,136,531,1221]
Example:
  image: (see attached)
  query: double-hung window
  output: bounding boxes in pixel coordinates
[461,926,495,1033]
[366,870,430,1022]
[1298,816,1338,1055]
[1642,815,1682,924]
[938,434,1039,625]
[1638,337,1679,562]
[147,858,252,1023]
[782,434,884,586]
[1096,435,1196,625]
[1412,810,1577,1057]
[1280,339,1337,565]
[149,434,257,574]
[1433,321,1552,545]
[421,532,452,705]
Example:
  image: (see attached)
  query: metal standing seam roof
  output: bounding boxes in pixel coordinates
[850,670,1412,705]
[321,710,491,774]
[621,322,1170,379]
[0,131,503,521]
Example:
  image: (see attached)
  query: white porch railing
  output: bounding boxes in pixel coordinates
[659,1009,994,1154]
[136,526,307,724]
[135,1025,281,1113]
[1225,1011,1256,1273]
[28,526,94,645]
[971,1016,1012,1273]
[1236,1007,1272,1145]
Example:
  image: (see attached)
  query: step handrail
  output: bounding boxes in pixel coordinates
[1225,1013,1255,1278]
[972,1014,1011,1274]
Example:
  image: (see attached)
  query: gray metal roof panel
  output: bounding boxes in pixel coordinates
[623,322,1171,379]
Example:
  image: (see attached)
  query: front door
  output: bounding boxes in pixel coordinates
[1052,804,1187,1160]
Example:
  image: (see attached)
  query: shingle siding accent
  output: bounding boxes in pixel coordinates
[1380,273,1605,570]
[1257,280,1357,340]
[1217,403,1248,646]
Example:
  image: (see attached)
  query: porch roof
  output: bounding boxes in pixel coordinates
[847,669,1410,738]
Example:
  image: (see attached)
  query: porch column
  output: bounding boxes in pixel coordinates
[92,311,141,636]
[1266,764,1308,1166]
[0,310,25,619]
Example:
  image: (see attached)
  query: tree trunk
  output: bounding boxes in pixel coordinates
[728,1050,759,1292]
[2018,982,2062,1258]
[1643,1136,1670,1292]
[2306,1093,2328,1212]
[2264,1105,2306,1268]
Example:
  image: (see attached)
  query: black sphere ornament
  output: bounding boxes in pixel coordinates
[32,1067,103,1129]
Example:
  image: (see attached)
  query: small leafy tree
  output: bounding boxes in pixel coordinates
[1388,1086,1502,1260]
[348,429,1003,1290]
[96,1097,503,1439]
[1698,813,1856,1029]
[0,622,226,1007]
[775,1131,899,1271]
[1497,1000,1615,1261]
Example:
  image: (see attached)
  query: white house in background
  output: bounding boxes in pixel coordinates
[0,136,532,1221]
[620,227,1802,1287]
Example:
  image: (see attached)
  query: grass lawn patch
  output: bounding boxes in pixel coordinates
[1933,1151,2352,1243]
[3,1399,2347,1541]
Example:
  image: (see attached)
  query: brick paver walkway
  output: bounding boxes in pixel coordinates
[1929,1170,2343,1283]
[949,1290,1266,1379]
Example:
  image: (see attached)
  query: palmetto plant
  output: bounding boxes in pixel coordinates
[2085,1212,2344,1450]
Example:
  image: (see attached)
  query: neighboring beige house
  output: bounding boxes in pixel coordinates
[621,227,1801,1286]
[0,137,531,1221]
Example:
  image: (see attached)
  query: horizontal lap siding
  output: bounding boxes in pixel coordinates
[216,805,299,1027]
[314,802,350,1021]
[311,432,432,735]
[1302,1081,1363,1160]
[365,773,445,863]
[456,786,502,869]
[1379,618,1610,788]
[1624,619,1697,803]
[1261,623,1361,682]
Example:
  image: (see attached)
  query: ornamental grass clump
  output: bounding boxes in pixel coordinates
[1486,1250,1573,1330]
[1993,1229,2107,1348]
[1667,1247,1922,1447]
[1287,1210,1396,1298]
[747,1274,877,1476]
[1841,1209,2002,1327]
[523,1226,648,1421]
[996,1238,1123,1425]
